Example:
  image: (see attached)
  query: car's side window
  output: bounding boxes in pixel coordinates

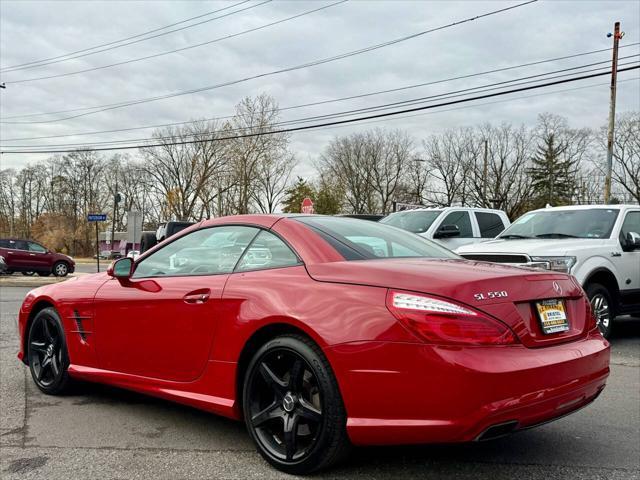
[28,242,47,253]
[12,240,28,250]
[235,230,300,272]
[440,211,474,238]
[132,226,260,278]
[475,212,505,238]
[620,211,640,247]
[0,239,9,248]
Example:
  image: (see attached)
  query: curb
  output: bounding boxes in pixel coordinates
[0,273,88,288]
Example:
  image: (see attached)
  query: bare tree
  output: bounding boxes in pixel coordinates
[227,94,291,214]
[609,112,639,202]
[423,128,474,207]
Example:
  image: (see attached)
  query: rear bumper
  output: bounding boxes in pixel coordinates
[325,330,609,446]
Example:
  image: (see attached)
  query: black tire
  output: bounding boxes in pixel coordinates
[585,283,615,339]
[37,272,51,277]
[27,307,71,395]
[243,334,350,475]
[22,271,35,276]
[52,261,69,277]
[140,232,157,254]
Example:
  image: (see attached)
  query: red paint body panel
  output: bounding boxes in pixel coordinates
[17,215,610,446]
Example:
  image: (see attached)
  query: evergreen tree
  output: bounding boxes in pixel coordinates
[528,133,578,207]
[281,177,315,213]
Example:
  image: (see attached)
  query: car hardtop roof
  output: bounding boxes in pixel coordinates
[528,204,638,214]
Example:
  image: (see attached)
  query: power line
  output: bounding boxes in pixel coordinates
[2,1,349,85]
[2,65,637,154]
[0,0,538,125]
[309,77,640,133]
[6,59,636,148]
[4,42,637,126]
[0,0,267,73]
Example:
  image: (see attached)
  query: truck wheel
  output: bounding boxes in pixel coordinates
[585,283,615,339]
[140,232,157,254]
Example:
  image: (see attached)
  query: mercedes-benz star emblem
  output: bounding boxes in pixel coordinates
[283,393,296,412]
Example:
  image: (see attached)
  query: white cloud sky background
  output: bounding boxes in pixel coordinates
[1,0,639,177]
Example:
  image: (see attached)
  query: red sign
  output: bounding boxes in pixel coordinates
[301,197,314,214]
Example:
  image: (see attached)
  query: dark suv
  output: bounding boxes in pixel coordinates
[0,239,75,277]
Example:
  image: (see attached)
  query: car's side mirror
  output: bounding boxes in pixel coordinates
[107,257,134,279]
[434,224,461,238]
[625,231,640,250]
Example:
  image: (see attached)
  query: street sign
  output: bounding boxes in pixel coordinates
[126,210,143,245]
[87,214,107,273]
[301,197,314,214]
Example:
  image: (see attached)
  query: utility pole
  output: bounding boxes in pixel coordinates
[482,139,488,205]
[111,176,119,254]
[604,21,624,204]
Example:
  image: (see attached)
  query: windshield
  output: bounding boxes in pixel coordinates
[500,209,620,239]
[295,216,457,260]
[380,210,442,234]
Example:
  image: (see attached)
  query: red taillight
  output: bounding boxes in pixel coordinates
[386,290,518,346]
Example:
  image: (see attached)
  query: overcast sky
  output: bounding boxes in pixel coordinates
[1,0,639,176]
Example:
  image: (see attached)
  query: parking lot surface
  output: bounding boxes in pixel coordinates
[1,285,639,479]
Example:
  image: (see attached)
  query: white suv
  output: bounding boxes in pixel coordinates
[457,204,640,338]
[380,207,510,249]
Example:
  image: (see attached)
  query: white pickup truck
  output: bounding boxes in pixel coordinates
[380,207,510,249]
[457,204,640,338]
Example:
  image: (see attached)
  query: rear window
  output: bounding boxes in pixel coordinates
[295,216,457,260]
[475,212,506,238]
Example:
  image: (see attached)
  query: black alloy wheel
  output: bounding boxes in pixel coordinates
[28,308,70,394]
[586,283,614,339]
[243,335,349,474]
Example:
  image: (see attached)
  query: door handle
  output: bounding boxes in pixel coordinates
[183,289,210,304]
[29,253,36,256]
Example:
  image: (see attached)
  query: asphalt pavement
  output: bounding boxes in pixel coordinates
[1,285,639,479]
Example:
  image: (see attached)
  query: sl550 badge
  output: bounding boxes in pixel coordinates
[474,290,508,301]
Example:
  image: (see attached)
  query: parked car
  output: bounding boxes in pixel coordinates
[0,238,75,277]
[139,221,195,254]
[457,204,640,338]
[18,215,608,474]
[380,207,510,249]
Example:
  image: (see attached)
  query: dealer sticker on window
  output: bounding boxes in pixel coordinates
[536,299,569,334]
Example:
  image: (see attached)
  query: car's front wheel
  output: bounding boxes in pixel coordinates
[53,261,69,277]
[27,308,71,395]
[586,283,615,339]
[243,335,350,475]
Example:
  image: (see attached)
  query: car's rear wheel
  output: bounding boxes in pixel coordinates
[243,335,350,475]
[53,261,69,277]
[27,308,71,395]
[585,283,614,339]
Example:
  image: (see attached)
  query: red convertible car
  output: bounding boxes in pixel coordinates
[17,215,610,474]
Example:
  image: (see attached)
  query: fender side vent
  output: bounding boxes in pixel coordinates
[73,310,89,341]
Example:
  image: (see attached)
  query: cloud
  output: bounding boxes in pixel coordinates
[0,0,638,172]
